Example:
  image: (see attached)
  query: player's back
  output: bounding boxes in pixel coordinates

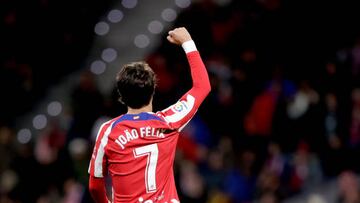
[104,112,180,203]
[88,32,211,203]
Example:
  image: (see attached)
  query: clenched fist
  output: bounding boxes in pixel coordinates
[167,27,192,45]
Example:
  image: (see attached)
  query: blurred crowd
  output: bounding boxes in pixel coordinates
[2,0,360,203]
[0,0,114,126]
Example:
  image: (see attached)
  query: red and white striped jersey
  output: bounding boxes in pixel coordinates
[88,47,210,203]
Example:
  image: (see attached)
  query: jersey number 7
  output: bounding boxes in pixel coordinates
[133,143,159,193]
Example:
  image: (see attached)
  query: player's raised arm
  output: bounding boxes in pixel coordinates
[158,27,211,130]
[167,27,211,98]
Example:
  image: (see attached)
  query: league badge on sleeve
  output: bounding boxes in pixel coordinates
[172,101,188,112]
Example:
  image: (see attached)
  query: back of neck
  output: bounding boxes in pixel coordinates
[127,104,152,114]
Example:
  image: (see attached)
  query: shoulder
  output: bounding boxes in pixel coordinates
[102,116,121,129]
[93,115,124,141]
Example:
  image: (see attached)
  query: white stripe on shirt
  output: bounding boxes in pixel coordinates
[88,120,112,174]
[94,121,114,177]
[163,94,195,123]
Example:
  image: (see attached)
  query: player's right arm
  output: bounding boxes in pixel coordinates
[88,120,114,203]
[158,27,211,130]
[89,176,110,203]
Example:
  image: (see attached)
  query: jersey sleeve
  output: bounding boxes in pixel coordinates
[88,119,114,178]
[157,41,211,131]
[89,175,110,203]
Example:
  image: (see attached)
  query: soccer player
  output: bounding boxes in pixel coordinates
[88,27,211,203]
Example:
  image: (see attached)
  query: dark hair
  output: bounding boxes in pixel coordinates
[116,61,157,109]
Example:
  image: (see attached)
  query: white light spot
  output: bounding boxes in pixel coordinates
[161,8,177,22]
[47,101,62,116]
[134,34,150,48]
[33,114,47,130]
[108,9,123,23]
[148,20,164,34]
[122,0,137,9]
[17,129,32,144]
[94,22,110,36]
[68,138,89,158]
[175,0,191,8]
[90,60,107,75]
[101,48,118,62]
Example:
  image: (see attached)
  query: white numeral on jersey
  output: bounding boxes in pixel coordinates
[134,143,159,193]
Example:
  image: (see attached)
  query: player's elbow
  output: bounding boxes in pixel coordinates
[204,79,211,95]
[194,80,211,96]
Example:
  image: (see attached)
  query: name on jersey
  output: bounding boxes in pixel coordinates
[115,126,165,149]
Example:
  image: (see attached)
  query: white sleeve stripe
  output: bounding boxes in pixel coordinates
[88,120,113,174]
[182,40,197,53]
[95,120,112,142]
[94,121,114,177]
[164,94,195,123]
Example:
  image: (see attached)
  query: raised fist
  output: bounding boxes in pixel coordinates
[167,27,192,45]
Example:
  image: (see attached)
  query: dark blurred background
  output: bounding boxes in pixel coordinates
[1,0,360,202]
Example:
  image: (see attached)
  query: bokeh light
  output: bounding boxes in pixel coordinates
[32,114,47,130]
[90,60,107,75]
[175,0,191,8]
[94,22,110,36]
[101,48,118,63]
[47,101,62,116]
[148,20,164,34]
[134,34,150,48]
[121,0,137,9]
[108,9,124,23]
[17,128,32,144]
[161,8,177,22]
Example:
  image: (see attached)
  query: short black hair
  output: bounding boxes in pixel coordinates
[116,61,157,109]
